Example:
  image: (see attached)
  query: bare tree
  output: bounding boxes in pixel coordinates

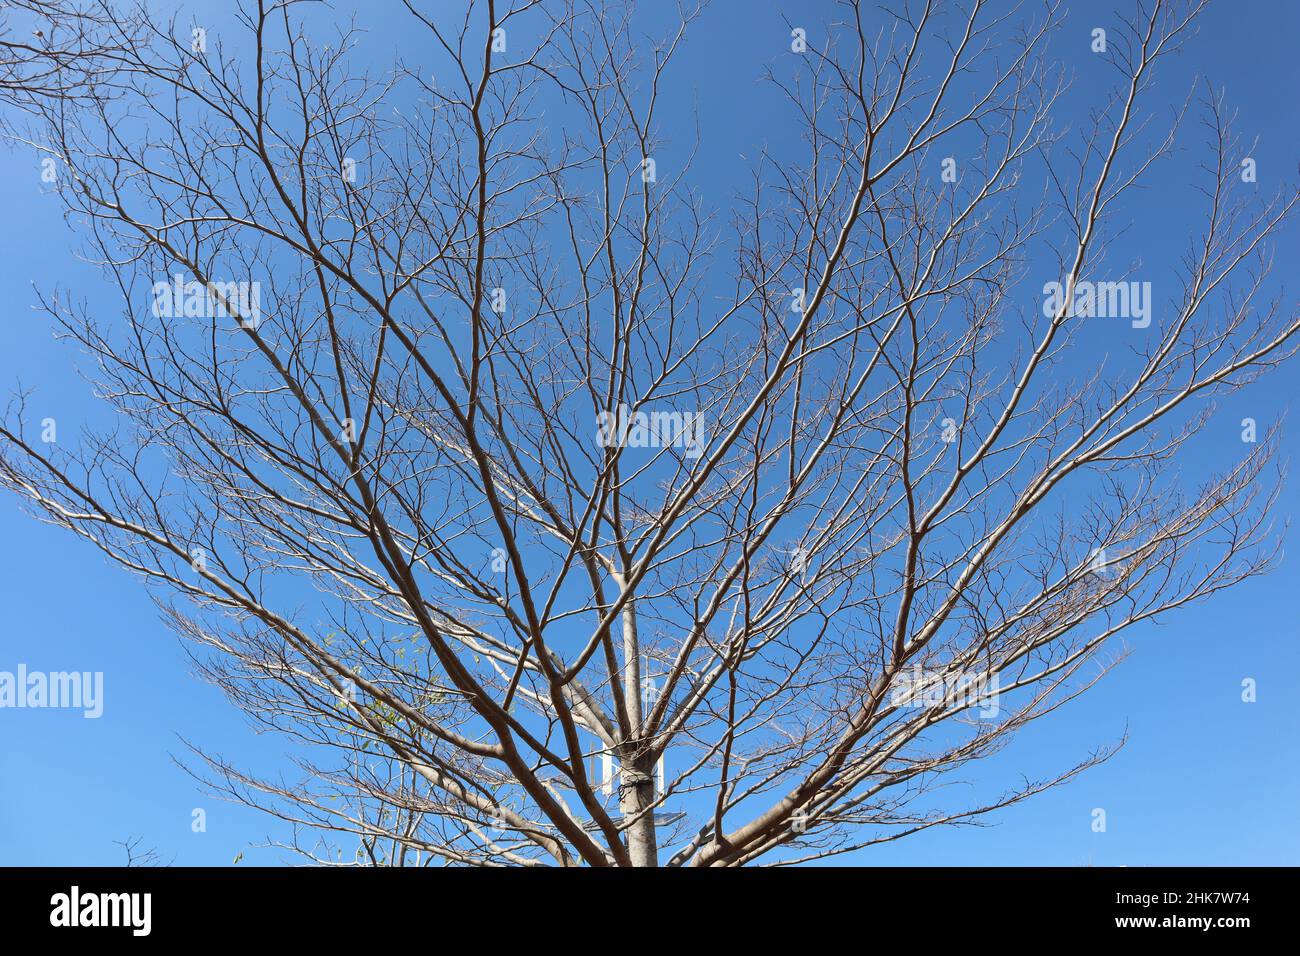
[0,0,140,119]
[1,0,1294,867]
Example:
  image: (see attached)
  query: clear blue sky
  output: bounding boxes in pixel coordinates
[0,0,1296,866]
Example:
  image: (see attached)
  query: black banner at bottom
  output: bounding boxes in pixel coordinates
[0,866,1283,942]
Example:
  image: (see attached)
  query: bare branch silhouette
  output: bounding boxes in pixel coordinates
[1,0,1294,866]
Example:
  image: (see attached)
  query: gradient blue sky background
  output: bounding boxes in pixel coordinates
[0,0,1296,866]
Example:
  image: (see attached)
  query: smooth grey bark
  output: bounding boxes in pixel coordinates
[619,759,659,867]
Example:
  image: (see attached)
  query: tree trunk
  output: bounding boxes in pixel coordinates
[619,758,658,867]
